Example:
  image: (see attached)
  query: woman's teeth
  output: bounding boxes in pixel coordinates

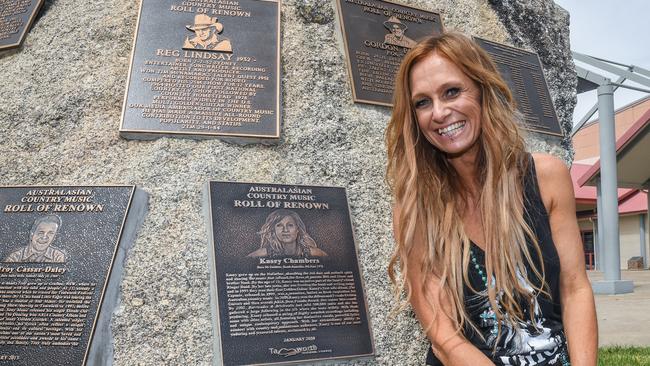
[437,121,466,136]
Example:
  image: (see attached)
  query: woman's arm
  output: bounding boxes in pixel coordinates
[533,154,598,365]
[393,205,495,366]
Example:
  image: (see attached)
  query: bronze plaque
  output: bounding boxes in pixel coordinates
[0,186,147,365]
[336,0,443,106]
[120,0,281,141]
[474,37,563,136]
[0,0,44,50]
[205,182,374,366]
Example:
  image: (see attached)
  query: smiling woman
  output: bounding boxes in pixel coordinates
[385,32,597,365]
[247,209,328,258]
[409,51,483,158]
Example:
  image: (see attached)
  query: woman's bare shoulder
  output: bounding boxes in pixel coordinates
[531,153,573,212]
[531,152,568,172]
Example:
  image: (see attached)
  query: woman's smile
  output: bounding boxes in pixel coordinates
[410,51,482,158]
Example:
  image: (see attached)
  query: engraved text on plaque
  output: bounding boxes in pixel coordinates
[336,0,443,106]
[205,182,374,366]
[120,0,281,141]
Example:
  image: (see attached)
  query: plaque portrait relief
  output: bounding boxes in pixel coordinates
[3,215,66,263]
[246,209,328,258]
[183,14,233,52]
[383,16,416,49]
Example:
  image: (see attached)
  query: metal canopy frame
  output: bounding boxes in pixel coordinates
[572,52,650,137]
[571,52,650,294]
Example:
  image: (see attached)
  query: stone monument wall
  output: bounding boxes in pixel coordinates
[0,0,575,364]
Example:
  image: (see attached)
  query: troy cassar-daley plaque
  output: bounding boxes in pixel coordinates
[0,0,44,50]
[0,186,148,366]
[204,182,374,366]
[120,0,281,141]
[474,37,562,136]
[336,0,443,106]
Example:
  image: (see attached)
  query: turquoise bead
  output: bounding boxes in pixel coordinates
[469,250,489,287]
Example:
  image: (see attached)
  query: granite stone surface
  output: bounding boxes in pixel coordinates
[0,0,575,364]
[488,0,577,161]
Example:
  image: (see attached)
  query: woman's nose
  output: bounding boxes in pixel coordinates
[430,101,450,124]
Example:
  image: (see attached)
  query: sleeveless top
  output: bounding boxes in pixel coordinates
[426,157,571,366]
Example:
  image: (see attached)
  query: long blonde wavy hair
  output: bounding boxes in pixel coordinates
[386,32,547,345]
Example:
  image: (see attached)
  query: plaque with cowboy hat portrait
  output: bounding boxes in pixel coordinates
[183,14,233,52]
[335,0,443,107]
[120,0,281,142]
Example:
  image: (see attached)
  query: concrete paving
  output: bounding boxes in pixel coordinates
[588,270,650,347]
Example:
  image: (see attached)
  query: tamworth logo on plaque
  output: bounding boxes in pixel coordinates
[0,186,147,366]
[120,0,280,141]
[336,0,443,106]
[204,182,374,366]
[474,37,563,136]
[0,0,44,50]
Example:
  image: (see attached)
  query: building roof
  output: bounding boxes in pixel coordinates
[571,163,597,203]
[618,190,649,215]
[571,163,634,202]
[578,108,650,189]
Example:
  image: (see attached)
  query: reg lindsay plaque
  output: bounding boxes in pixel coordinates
[336,0,443,106]
[205,182,374,366]
[0,0,44,50]
[0,186,148,365]
[474,37,563,136]
[120,0,280,141]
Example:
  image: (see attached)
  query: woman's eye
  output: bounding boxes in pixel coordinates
[445,87,461,98]
[413,99,430,109]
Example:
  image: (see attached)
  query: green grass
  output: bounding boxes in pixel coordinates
[598,346,650,366]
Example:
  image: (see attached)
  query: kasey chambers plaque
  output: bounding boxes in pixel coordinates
[0,186,148,365]
[120,0,281,142]
[335,0,443,106]
[0,0,44,50]
[474,37,563,136]
[204,182,374,366]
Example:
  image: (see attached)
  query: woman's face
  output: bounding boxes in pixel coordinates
[409,51,482,158]
[274,216,298,245]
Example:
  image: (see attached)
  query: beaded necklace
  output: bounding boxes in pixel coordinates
[469,247,498,337]
[470,246,488,285]
[469,247,570,366]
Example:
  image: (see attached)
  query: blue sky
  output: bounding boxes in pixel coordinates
[553,0,650,126]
